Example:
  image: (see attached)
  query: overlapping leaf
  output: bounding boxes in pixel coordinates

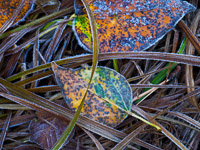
[73,0,195,53]
[0,0,34,28]
[29,111,74,149]
[52,62,133,127]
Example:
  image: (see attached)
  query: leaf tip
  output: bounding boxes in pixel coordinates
[51,61,58,73]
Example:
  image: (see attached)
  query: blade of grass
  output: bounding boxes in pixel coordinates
[113,59,119,72]
[6,51,200,82]
[185,10,200,110]
[0,112,12,149]
[147,112,200,132]
[52,0,99,149]
[151,38,186,84]
[134,39,186,104]
[1,76,200,149]
[178,20,200,54]
[0,104,30,110]
[168,111,200,129]
[81,127,105,150]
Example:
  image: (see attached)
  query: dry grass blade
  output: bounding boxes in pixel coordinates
[15,70,52,86]
[147,113,200,132]
[185,10,200,110]
[81,127,105,150]
[0,104,30,110]
[133,139,163,150]
[111,124,148,150]
[0,113,36,129]
[0,78,161,149]
[159,124,188,150]
[132,80,168,103]
[6,52,200,82]
[168,111,200,129]
[131,84,199,89]
[99,52,200,66]
[178,20,200,53]
[0,112,12,149]
[27,85,60,93]
[0,27,31,55]
[44,17,69,62]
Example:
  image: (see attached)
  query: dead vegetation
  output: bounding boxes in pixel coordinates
[0,0,200,149]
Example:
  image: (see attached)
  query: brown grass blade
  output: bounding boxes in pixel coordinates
[185,10,200,110]
[0,112,12,149]
[44,17,69,62]
[6,52,200,82]
[0,78,161,149]
[168,111,200,129]
[81,127,105,150]
[178,20,200,54]
[0,113,36,129]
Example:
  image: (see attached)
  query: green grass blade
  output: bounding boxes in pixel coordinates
[151,38,186,84]
[113,59,119,72]
[134,38,186,104]
[52,0,99,149]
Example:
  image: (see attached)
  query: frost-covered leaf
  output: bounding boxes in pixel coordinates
[29,112,74,149]
[73,0,195,53]
[52,62,133,127]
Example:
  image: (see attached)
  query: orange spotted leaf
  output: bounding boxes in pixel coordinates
[52,62,133,127]
[73,0,195,53]
[0,0,34,28]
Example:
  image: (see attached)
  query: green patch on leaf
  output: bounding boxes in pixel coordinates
[52,64,133,127]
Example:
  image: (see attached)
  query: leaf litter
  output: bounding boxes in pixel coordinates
[0,0,199,149]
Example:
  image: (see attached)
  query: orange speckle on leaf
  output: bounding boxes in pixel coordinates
[73,0,195,53]
[52,63,133,127]
[163,16,171,24]
[0,0,34,28]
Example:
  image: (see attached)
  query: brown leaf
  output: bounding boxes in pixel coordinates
[29,111,74,149]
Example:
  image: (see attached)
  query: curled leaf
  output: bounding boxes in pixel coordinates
[52,62,133,127]
[73,0,195,53]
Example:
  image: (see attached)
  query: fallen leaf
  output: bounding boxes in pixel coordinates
[52,62,133,127]
[0,0,34,28]
[73,0,195,53]
[29,111,74,149]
